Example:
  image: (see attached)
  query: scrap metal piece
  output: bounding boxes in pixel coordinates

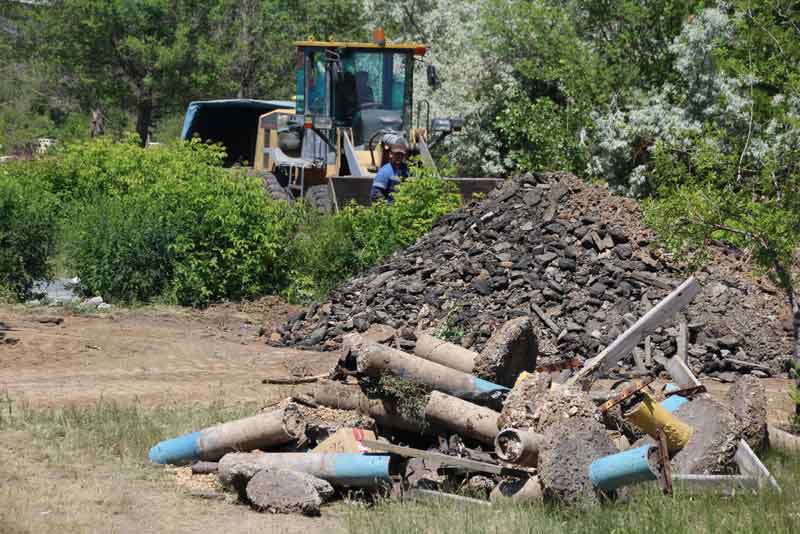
[597,377,656,415]
[654,427,673,495]
[664,384,707,399]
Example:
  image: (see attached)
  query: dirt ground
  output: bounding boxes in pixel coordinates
[0,300,339,407]
[0,302,795,533]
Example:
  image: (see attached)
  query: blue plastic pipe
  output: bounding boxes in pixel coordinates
[588,394,689,491]
[590,445,655,491]
[217,452,391,487]
[149,405,306,465]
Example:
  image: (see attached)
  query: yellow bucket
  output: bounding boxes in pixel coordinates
[624,391,693,453]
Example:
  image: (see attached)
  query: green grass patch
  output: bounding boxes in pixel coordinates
[344,452,800,534]
[0,398,256,465]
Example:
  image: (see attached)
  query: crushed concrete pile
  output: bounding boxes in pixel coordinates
[148,316,788,514]
[276,172,790,377]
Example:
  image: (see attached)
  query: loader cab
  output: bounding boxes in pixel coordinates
[294,41,425,147]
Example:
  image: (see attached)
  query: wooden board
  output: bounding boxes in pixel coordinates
[565,277,701,388]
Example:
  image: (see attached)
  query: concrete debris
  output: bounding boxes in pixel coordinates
[497,371,552,429]
[726,375,768,452]
[538,416,619,506]
[245,469,330,516]
[527,387,597,433]
[473,316,538,386]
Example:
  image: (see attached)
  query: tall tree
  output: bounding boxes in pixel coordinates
[214,0,369,100]
[31,0,227,146]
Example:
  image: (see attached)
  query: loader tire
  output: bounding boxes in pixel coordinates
[261,172,290,202]
[305,184,334,215]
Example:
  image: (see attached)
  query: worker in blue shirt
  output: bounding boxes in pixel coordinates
[371,144,409,203]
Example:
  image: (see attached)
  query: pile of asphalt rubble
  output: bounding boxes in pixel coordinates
[277,172,790,379]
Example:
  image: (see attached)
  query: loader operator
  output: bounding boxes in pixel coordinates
[371,144,409,203]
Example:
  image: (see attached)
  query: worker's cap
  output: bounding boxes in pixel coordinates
[389,143,408,154]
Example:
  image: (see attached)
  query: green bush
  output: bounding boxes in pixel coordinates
[0,165,58,299]
[45,136,227,202]
[286,172,461,301]
[59,139,302,306]
[496,94,587,173]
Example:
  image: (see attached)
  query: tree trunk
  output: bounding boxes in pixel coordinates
[790,286,800,417]
[135,100,153,147]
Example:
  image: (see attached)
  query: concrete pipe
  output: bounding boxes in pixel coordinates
[414,333,478,374]
[768,424,800,455]
[424,391,500,446]
[489,476,543,504]
[148,404,306,465]
[218,452,391,488]
[348,335,509,401]
[494,428,545,467]
[309,382,425,434]
[624,391,693,453]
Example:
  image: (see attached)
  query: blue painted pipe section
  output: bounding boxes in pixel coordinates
[590,445,654,491]
[660,394,688,412]
[148,431,202,465]
[472,377,510,395]
[587,393,690,491]
[332,454,391,485]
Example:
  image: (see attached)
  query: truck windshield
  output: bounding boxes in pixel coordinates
[343,50,409,114]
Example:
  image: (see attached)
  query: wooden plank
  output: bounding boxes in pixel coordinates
[663,354,702,389]
[678,314,688,364]
[724,358,772,375]
[361,439,529,477]
[565,277,701,388]
[628,272,674,291]
[735,439,781,494]
[530,302,560,335]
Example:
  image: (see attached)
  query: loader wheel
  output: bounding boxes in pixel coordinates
[305,184,334,215]
[260,172,290,202]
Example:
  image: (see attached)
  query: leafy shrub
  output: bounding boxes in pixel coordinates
[0,165,58,299]
[45,136,227,202]
[496,94,586,173]
[59,139,302,306]
[286,172,461,301]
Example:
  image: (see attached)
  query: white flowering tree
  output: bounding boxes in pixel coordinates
[640,5,800,385]
[366,0,514,175]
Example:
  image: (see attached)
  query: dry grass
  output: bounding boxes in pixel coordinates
[0,398,340,534]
